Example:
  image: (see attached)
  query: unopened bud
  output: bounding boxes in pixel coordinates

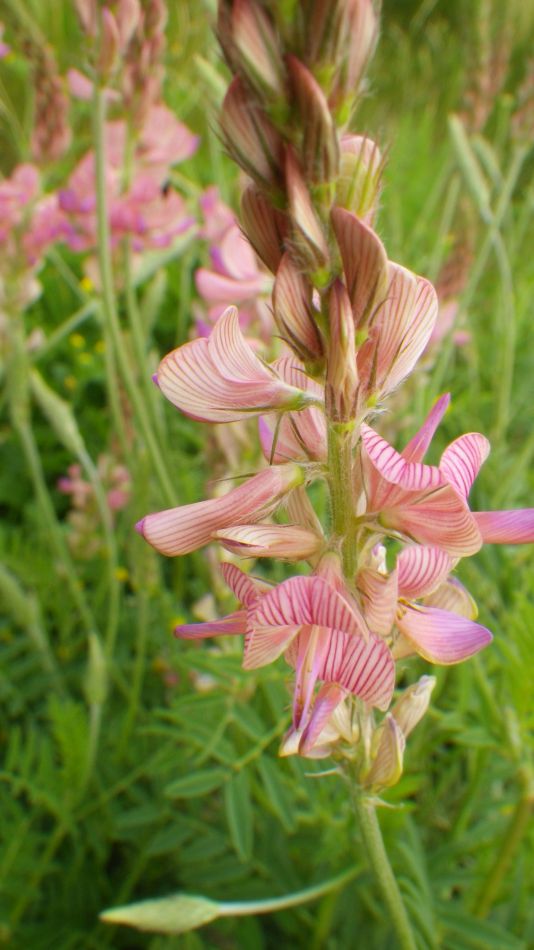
[336,135,383,224]
[232,0,284,100]
[285,147,329,272]
[221,77,283,190]
[362,714,405,791]
[286,55,339,183]
[98,8,121,78]
[331,0,378,117]
[273,252,324,363]
[390,675,436,738]
[75,0,98,36]
[241,185,287,273]
[115,0,142,49]
[331,207,388,329]
[325,280,358,422]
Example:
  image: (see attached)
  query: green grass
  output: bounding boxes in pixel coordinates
[0,1,533,947]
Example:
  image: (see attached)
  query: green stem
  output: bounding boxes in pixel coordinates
[475,765,534,918]
[327,421,358,577]
[352,790,418,950]
[92,83,177,508]
[218,865,360,916]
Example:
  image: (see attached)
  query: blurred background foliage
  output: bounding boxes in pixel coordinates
[0,0,533,947]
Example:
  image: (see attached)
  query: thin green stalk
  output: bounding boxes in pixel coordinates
[352,789,418,950]
[218,865,360,916]
[33,300,97,362]
[92,83,177,508]
[475,765,534,919]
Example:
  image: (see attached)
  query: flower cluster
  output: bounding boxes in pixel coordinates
[137,0,534,788]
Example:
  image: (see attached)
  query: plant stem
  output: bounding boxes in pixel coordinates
[352,789,418,950]
[475,765,534,918]
[327,421,358,577]
[218,865,360,916]
[92,82,177,508]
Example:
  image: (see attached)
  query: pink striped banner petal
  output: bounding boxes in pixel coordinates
[243,623,301,669]
[397,545,453,599]
[440,432,490,498]
[401,394,451,463]
[250,575,368,639]
[220,562,271,606]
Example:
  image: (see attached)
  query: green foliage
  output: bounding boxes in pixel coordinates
[0,1,533,948]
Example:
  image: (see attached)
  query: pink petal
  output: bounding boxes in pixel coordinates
[378,274,438,395]
[318,628,395,710]
[220,562,271,606]
[440,433,490,498]
[243,624,301,669]
[357,568,398,635]
[175,610,247,639]
[397,605,492,664]
[195,268,265,304]
[397,545,453,599]
[401,393,451,463]
[473,509,534,544]
[387,486,483,557]
[331,208,388,327]
[424,577,478,619]
[216,523,322,560]
[138,464,303,556]
[299,684,346,754]
[250,575,368,638]
[362,424,443,496]
[157,307,310,422]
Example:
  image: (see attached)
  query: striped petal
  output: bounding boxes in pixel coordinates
[397,604,492,664]
[299,684,346,755]
[357,568,398,635]
[175,610,247,639]
[243,623,301,669]
[259,357,326,463]
[216,523,322,560]
[220,562,271,606]
[318,628,395,710]
[397,545,454,599]
[250,575,368,637]
[331,208,388,327]
[157,307,311,423]
[401,394,451,463]
[440,433,490,498]
[378,274,438,396]
[137,463,303,556]
[473,509,534,544]
[362,424,443,495]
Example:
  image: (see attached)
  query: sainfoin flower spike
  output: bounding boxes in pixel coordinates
[135,0,534,806]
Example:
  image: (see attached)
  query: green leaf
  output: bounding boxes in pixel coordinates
[225,770,253,862]
[100,894,220,935]
[164,768,227,799]
[438,902,525,950]
[257,757,296,832]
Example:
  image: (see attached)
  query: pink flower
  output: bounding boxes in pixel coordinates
[175,563,395,757]
[155,307,321,423]
[360,394,534,554]
[136,463,305,556]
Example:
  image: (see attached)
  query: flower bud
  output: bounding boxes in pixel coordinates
[331,207,388,329]
[285,147,329,273]
[98,8,121,78]
[390,675,436,738]
[241,185,287,273]
[362,714,405,791]
[221,77,283,190]
[286,55,339,183]
[273,252,324,363]
[232,0,284,100]
[336,135,383,224]
[325,280,358,423]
